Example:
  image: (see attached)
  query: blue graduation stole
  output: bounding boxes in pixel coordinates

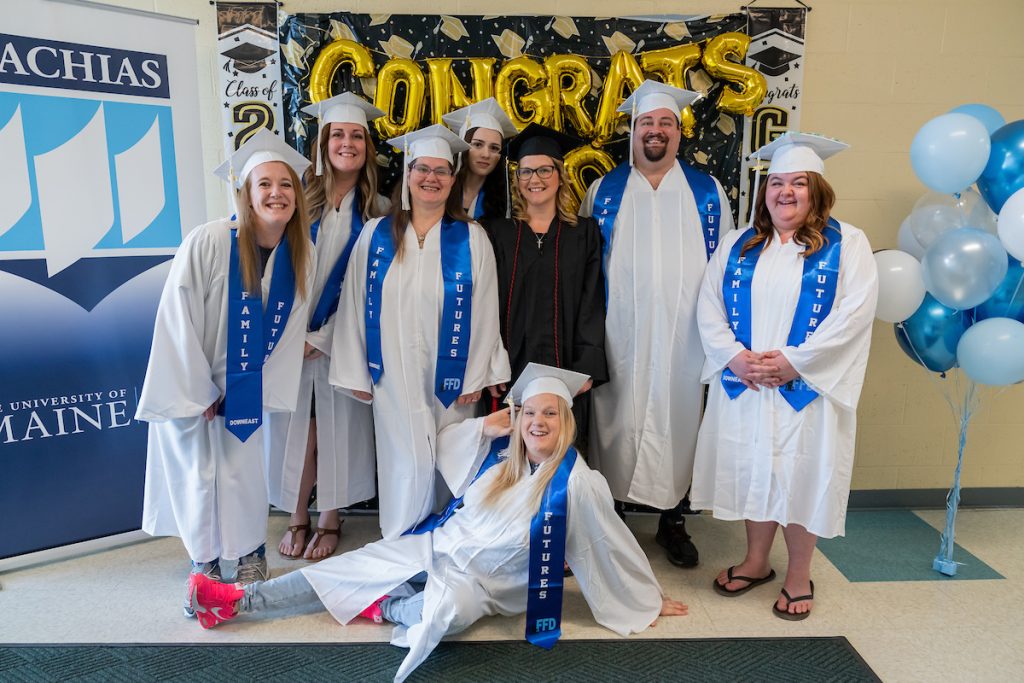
[720,218,843,411]
[308,190,365,332]
[472,190,485,220]
[593,160,722,277]
[525,447,578,650]
[403,435,508,536]
[364,216,474,408]
[223,229,296,442]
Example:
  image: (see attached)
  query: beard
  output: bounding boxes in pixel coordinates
[641,133,670,162]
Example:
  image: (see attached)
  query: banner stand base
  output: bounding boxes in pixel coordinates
[0,530,153,575]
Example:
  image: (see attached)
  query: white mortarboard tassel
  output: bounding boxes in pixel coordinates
[386,124,470,212]
[213,128,311,215]
[300,93,386,176]
[617,80,701,167]
[745,131,850,227]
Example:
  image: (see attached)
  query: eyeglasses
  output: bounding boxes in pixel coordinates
[516,165,556,180]
[409,163,453,179]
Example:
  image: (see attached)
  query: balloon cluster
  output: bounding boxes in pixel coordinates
[876,104,1024,385]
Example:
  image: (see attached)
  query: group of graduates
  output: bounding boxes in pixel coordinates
[136,79,879,681]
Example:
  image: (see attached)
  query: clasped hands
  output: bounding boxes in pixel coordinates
[727,349,799,392]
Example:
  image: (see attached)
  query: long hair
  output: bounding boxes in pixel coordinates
[387,160,469,261]
[303,123,383,223]
[235,164,311,300]
[482,396,577,514]
[743,171,836,258]
[453,126,508,219]
[509,158,578,227]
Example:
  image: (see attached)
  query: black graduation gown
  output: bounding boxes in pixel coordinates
[483,215,608,454]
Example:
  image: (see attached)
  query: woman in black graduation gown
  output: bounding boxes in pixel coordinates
[482,124,607,454]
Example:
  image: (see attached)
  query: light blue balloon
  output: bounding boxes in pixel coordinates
[910,113,991,194]
[950,103,1006,135]
[921,228,1007,309]
[957,317,1024,385]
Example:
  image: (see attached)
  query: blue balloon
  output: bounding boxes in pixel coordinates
[957,317,1024,385]
[973,256,1024,323]
[910,113,990,194]
[894,293,971,372]
[977,119,1024,214]
[950,103,1005,135]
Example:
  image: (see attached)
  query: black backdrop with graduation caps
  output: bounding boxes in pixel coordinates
[278,12,751,221]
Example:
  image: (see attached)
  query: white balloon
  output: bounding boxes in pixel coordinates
[910,188,995,248]
[897,215,926,259]
[997,187,1024,262]
[874,249,927,323]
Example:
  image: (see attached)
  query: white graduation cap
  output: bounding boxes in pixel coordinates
[616,80,702,166]
[387,124,471,210]
[750,131,849,176]
[508,362,590,410]
[213,128,311,215]
[442,97,519,140]
[744,131,850,227]
[300,93,386,176]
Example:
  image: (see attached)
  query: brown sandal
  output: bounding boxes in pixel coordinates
[278,521,311,560]
[303,520,344,561]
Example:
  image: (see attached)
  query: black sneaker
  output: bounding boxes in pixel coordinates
[655,515,699,568]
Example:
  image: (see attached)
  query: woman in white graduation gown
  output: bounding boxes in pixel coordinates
[136,129,316,614]
[188,364,687,683]
[330,125,510,539]
[690,133,878,620]
[442,97,517,221]
[266,94,388,561]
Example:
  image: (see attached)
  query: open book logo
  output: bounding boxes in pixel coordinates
[0,93,182,310]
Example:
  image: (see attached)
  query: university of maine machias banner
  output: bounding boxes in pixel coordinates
[216,2,286,155]
[739,7,808,223]
[277,11,786,217]
[0,0,205,559]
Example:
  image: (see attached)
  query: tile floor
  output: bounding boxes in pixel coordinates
[1,509,1021,681]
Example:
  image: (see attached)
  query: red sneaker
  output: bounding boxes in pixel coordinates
[357,595,389,624]
[189,572,244,629]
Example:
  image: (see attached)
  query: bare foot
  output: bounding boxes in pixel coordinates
[278,516,310,559]
[715,560,773,592]
[304,511,343,561]
[775,579,814,617]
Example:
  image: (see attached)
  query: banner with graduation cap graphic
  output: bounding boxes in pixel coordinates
[216,3,286,159]
[739,7,808,222]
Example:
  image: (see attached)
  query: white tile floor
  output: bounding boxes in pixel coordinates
[1,509,1021,681]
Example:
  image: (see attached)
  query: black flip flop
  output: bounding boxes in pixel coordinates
[772,581,815,621]
[712,566,777,597]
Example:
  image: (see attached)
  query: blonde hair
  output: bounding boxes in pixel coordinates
[235,164,311,300]
[303,123,383,223]
[483,396,577,513]
[744,171,836,258]
[510,158,578,227]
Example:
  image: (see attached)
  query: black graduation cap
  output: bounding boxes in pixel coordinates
[507,123,581,162]
[222,41,276,74]
[748,45,800,77]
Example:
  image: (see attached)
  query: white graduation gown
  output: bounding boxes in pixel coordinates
[690,222,878,539]
[579,165,734,508]
[265,191,388,512]
[137,218,315,561]
[301,417,664,683]
[329,217,510,539]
